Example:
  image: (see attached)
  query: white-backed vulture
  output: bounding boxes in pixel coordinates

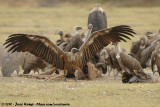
[151,46,160,76]
[115,43,149,83]
[88,4,107,33]
[4,25,135,79]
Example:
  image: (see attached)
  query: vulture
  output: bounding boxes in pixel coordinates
[130,32,152,58]
[56,26,83,49]
[101,47,126,79]
[114,43,150,83]
[88,4,107,33]
[22,53,49,74]
[146,30,160,45]
[4,25,135,79]
[151,45,160,76]
[97,48,119,79]
[140,39,160,68]
[73,26,82,35]
[0,46,25,77]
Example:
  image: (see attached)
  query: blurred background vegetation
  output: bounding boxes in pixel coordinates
[0,0,160,7]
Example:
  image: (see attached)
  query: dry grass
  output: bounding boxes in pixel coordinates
[0,5,160,107]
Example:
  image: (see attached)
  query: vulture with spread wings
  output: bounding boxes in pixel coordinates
[4,25,135,77]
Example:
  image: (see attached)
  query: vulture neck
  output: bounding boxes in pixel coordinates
[60,35,64,41]
[115,43,121,55]
[85,28,92,41]
[74,29,79,35]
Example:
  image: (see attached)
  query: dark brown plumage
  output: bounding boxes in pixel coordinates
[4,25,135,76]
[88,4,107,33]
[22,53,48,74]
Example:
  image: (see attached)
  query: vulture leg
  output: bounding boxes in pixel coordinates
[23,69,32,74]
[16,67,20,75]
[74,68,86,81]
[114,69,118,80]
[64,69,68,81]
[107,66,112,77]
[49,69,64,80]
[146,58,151,68]
[153,64,158,74]
[40,67,56,75]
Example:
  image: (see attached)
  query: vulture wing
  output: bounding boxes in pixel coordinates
[4,34,65,69]
[79,25,135,67]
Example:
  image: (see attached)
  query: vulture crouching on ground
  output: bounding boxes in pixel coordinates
[22,53,49,74]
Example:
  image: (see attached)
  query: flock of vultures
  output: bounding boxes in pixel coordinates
[0,5,160,83]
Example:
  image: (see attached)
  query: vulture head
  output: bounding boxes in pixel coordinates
[74,26,82,35]
[71,48,80,54]
[100,48,109,61]
[58,31,63,36]
[88,24,93,30]
[63,33,72,42]
[157,30,160,38]
[74,26,82,31]
[145,31,153,36]
[140,35,148,49]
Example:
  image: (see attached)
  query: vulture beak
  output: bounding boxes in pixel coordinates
[112,42,118,45]
[112,42,115,45]
[58,31,63,36]
[71,48,80,54]
[148,32,153,35]
[77,27,82,30]
[88,24,93,29]
[75,26,82,31]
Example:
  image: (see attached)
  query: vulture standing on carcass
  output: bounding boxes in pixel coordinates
[114,43,151,83]
[88,4,107,33]
[4,25,135,80]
